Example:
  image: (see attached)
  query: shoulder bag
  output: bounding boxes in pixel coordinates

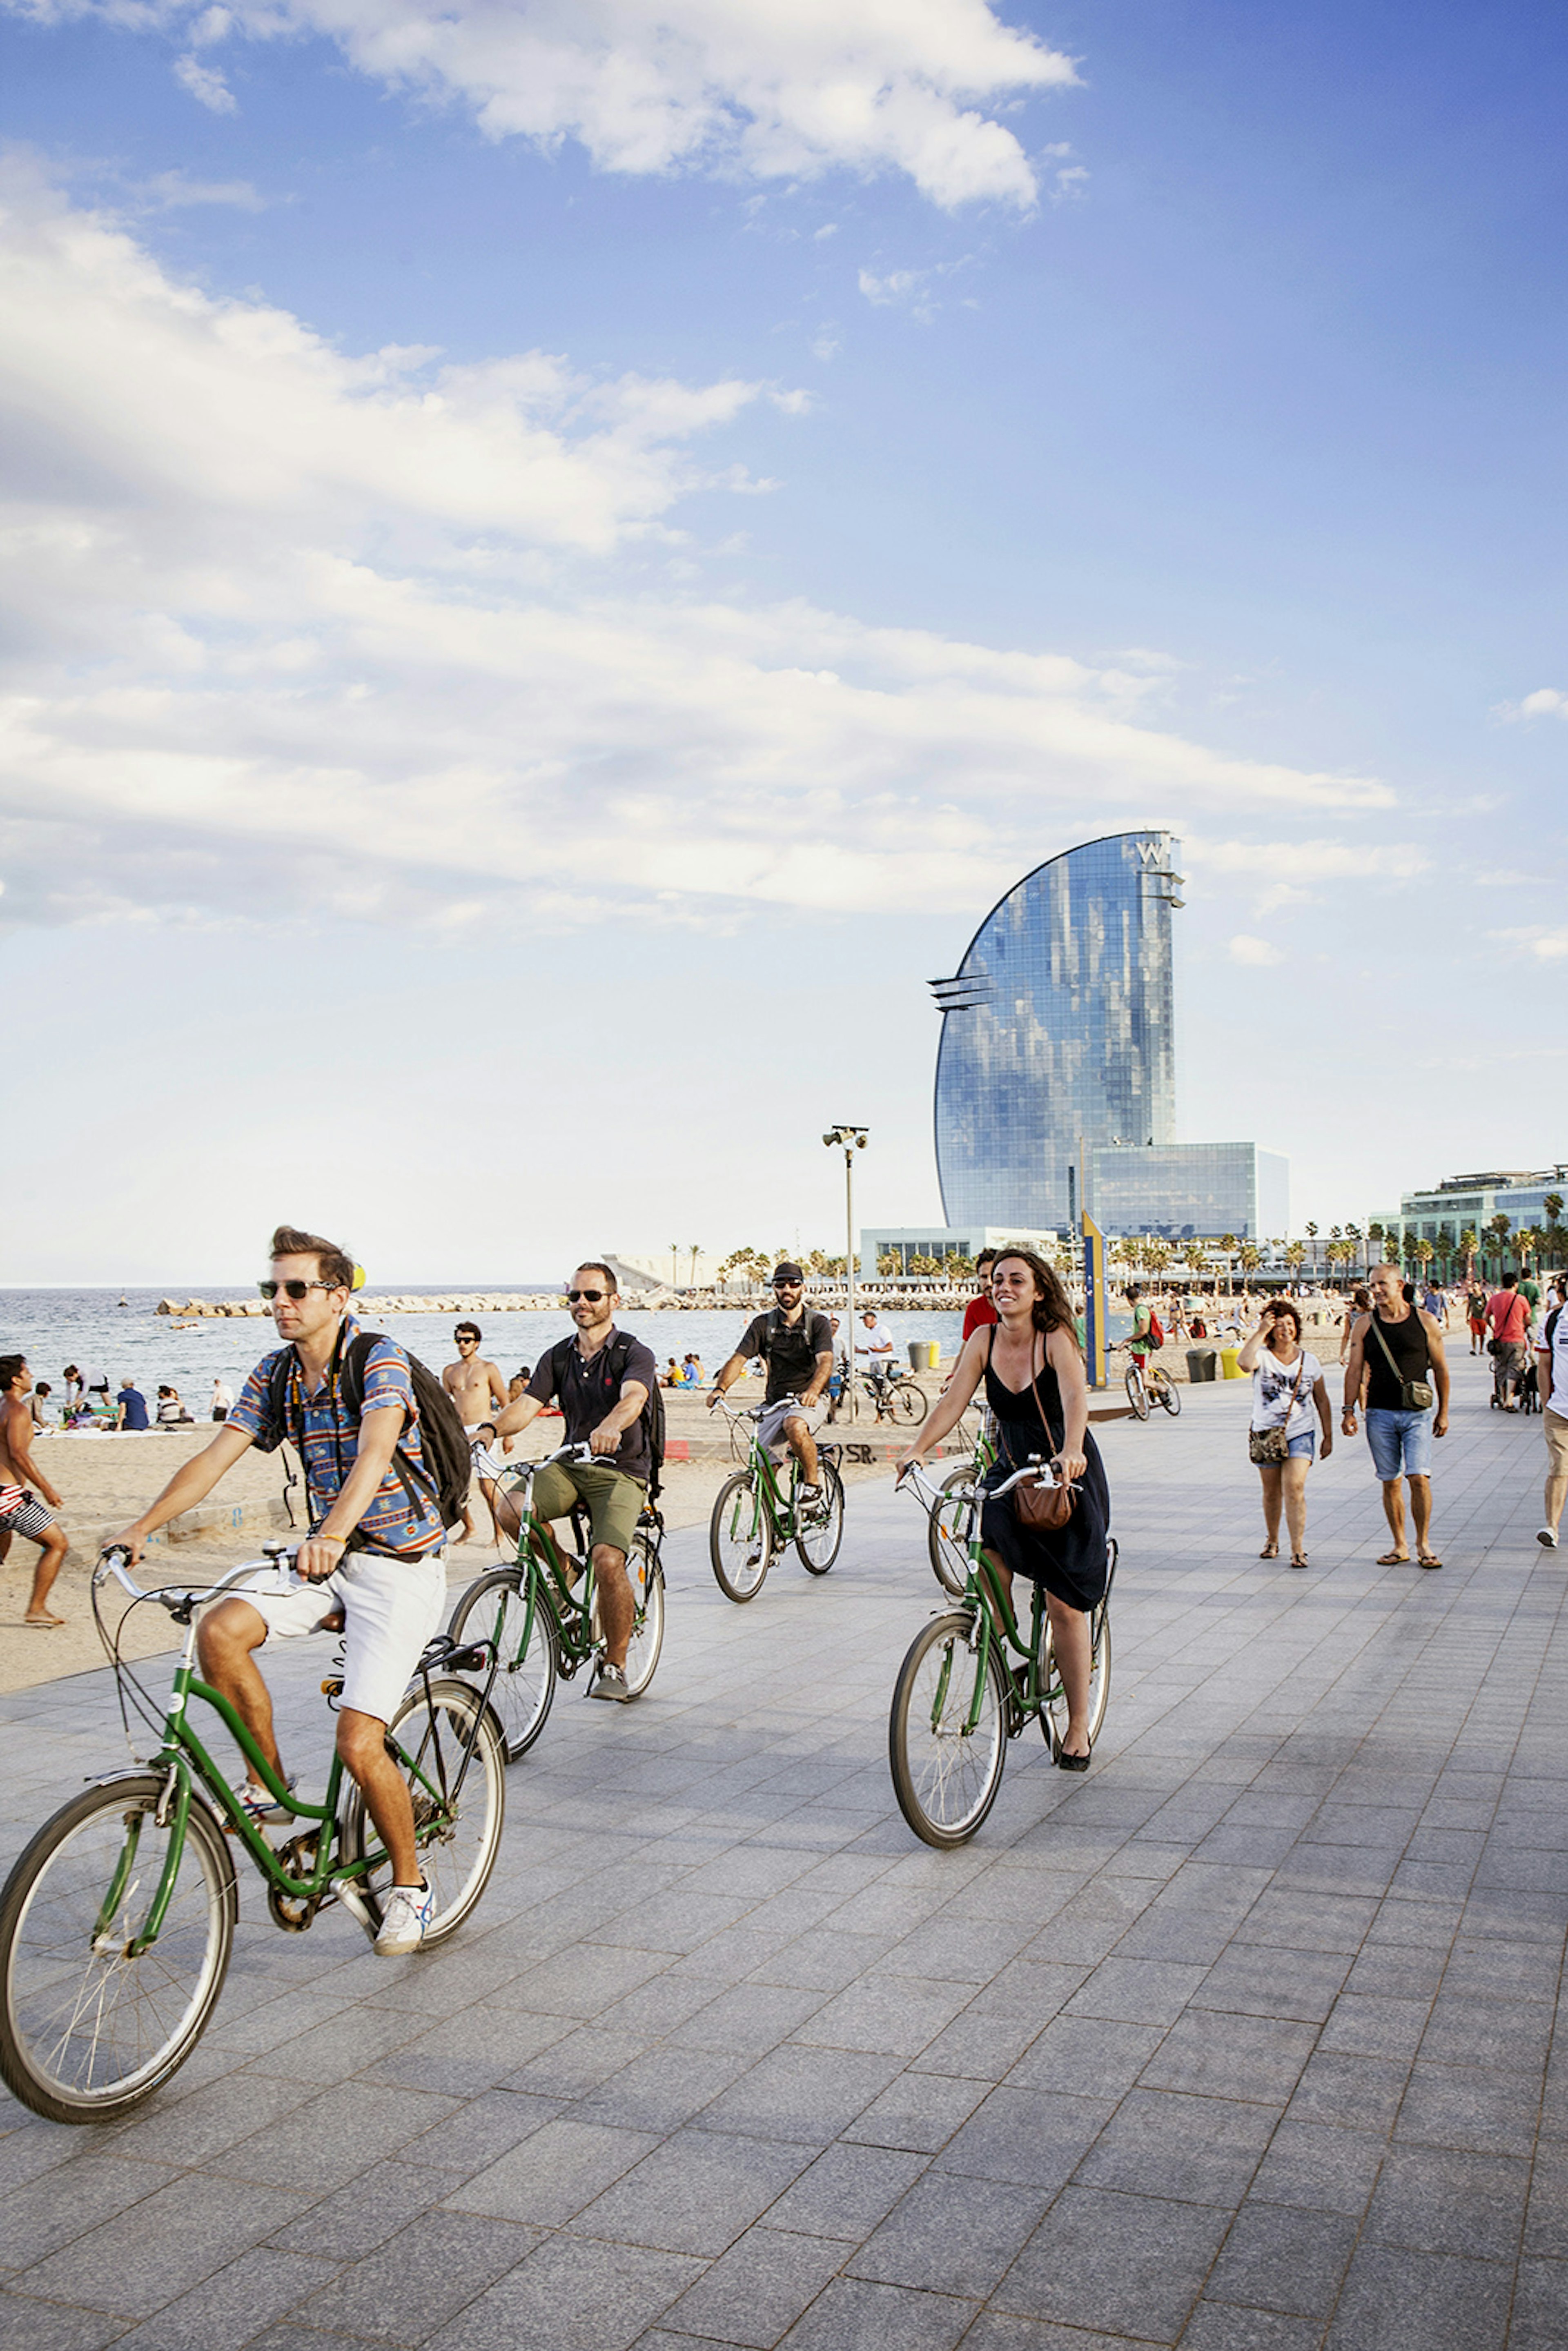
[1369,1314,1436,1412]
[1248,1353,1308,1465]
[1001,1331,1078,1533]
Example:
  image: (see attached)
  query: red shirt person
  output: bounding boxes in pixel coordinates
[962,1248,1000,1342]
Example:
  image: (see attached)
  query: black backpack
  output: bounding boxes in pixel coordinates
[548,1332,665,1504]
[260,1328,471,1542]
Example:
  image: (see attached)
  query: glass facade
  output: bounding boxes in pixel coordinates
[1091,1144,1290,1243]
[933,831,1184,1231]
[858,1225,1060,1278]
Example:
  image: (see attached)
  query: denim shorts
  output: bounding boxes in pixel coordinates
[1286,1430,1316,1461]
[1365,1406,1433,1481]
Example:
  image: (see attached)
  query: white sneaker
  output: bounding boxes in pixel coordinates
[374,1881,432,1956]
[1538,1527,1559,1550]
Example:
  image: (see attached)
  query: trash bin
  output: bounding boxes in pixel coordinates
[928,1341,941,1370]
[1220,1346,1243,1380]
[909,1340,939,1371]
[1186,1349,1216,1383]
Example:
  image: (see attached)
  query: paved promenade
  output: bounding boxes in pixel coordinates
[1,1350,1565,2350]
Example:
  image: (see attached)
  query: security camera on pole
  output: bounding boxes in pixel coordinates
[822,1126,869,1422]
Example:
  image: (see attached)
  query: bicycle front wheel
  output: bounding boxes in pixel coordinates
[341,1679,506,1948]
[710,1472,773,1601]
[795,1461,845,1574]
[1125,1365,1150,1420]
[889,1614,1009,1848]
[1152,1367,1181,1417]
[891,1381,928,1426]
[928,1464,978,1597]
[448,1568,558,1761]
[623,1534,666,1695]
[0,1773,236,2123]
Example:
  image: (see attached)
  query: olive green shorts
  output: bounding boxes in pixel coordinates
[530,1460,646,1566]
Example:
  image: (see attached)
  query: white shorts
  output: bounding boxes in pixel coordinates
[757,1396,826,1459]
[241,1547,448,1726]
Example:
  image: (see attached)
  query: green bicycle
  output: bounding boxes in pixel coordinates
[0,1544,507,2124]
[708,1402,845,1602]
[890,1460,1116,1848]
[927,1420,998,1597]
[446,1443,666,1758]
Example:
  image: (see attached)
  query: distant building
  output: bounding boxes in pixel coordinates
[927,828,1286,1241]
[859,1225,1059,1279]
[1374,1167,1568,1257]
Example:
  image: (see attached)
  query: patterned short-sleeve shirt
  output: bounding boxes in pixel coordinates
[229,1316,445,1556]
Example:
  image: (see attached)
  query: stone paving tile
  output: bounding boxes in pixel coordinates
[4,1365,1568,2351]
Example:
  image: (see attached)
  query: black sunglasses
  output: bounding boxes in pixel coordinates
[773,1280,802,1290]
[257,1278,339,1301]
[567,1288,607,1303]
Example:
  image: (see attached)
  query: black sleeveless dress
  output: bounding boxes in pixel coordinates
[978,1327,1111,1612]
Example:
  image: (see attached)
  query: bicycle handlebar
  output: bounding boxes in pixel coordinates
[895,1456,1060,1512]
[468,1438,599,1484]
[94,1546,298,1613]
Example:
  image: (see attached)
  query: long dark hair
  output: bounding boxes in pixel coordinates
[993,1249,1081,1354]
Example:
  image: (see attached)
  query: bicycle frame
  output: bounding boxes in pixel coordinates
[902,1462,1065,1736]
[480,1443,659,1670]
[93,1554,494,1950]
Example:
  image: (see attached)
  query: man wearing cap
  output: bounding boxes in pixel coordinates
[710,1264,834,1504]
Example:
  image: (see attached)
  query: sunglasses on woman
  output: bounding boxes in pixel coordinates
[256,1279,340,1301]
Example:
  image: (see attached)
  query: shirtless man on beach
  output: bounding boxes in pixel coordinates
[0,1357,70,1625]
[443,1323,506,1541]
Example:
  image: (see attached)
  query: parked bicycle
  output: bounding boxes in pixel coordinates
[890,1459,1116,1847]
[0,1543,507,2123]
[708,1401,845,1601]
[827,1364,928,1425]
[1119,1340,1180,1423]
[448,1443,666,1757]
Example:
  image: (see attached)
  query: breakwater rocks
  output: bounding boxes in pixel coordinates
[154,1286,976,1318]
[155,1293,564,1318]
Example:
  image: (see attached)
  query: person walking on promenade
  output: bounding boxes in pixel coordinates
[901,1248,1109,1769]
[1535,1299,1568,1549]
[1238,1300,1333,1570]
[0,1357,70,1624]
[962,1249,1000,1341]
[709,1262,833,1506]
[443,1321,507,1542]
[477,1264,657,1703]
[1342,1263,1449,1570]
[1487,1273,1533,1409]
[109,1225,453,1955]
[1340,1285,1372,1367]
[1466,1280,1490,1356]
[210,1376,234,1423]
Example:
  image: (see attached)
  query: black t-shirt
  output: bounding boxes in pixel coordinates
[1364,1309,1431,1412]
[527,1330,658,1482]
[738,1308,834,1405]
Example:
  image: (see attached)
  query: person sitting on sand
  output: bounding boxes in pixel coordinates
[0,1356,70,1625]
[155,1385,192,1426]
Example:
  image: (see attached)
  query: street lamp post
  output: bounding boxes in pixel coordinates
[822,1125,869,1422]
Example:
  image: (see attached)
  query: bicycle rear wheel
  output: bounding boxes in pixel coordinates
[928,1464,978,1597]
[1152,1367,1181,1417]
[795,1461,844,1574]
[1125,1365,1150,1420]
[0,1773,236,2123]
[710,1472,773,1601]
[340,1679,506,1947]
[622,1532,666,1695]
[889,1613,1009,1848]
[891,1381,928,1425]
[447,1567,557,1760]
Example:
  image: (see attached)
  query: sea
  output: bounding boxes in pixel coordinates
[0,1287,1139,1412]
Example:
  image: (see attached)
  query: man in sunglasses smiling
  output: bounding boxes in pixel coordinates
[477,1263,657,1703]
[109,1224,450,1957]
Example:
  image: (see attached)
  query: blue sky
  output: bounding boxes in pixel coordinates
[1,0,1564,1283]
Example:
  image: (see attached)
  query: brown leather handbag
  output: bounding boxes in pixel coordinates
[1011,1339,1078,1533]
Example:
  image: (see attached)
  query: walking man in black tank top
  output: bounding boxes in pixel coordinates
[1342,1263,1450,1570]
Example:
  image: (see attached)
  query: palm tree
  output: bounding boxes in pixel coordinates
[1545,1193,1564,1267]
[1345,1222,1362,1278]
[1219,1234,1238,1296]
[877,1251,899,1278]
[1488,1213,1512,1281]
[1304,1221,1319,1275]
[1459,1227,1478,1282]
[1367,1221,1385,1272]
[670,1243,680,1287]
[1239,1243,1261,1293]
[1414,1238,1435,1276]
[1285,1239,1306,1279]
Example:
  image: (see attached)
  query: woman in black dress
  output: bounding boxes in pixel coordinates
[904,1248,1110,1766]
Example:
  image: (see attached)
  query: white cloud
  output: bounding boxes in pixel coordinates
[1494,928,1568,961]
[172,50,236,109]
[0,174,1398,937]
[1499,687,1568,720]
[1193,837,1428,882]
[1229,935,1284,966]
[858,266,926,305]
[141,169,267,209]
[13,0,1079,209]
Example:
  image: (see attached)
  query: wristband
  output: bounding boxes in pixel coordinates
[318,1533,346,1549]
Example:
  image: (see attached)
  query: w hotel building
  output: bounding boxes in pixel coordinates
[929,830,1286,1243]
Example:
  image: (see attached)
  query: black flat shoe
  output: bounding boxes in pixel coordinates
[1056,1740,1092,1772]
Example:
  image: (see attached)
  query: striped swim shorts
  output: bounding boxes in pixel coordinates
[0,1487,58,1541]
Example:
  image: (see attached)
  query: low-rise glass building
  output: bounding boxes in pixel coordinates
[1091,1143,1290,1243]
[1374,1168,1568,1256]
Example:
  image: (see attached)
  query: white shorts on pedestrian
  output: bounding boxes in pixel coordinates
[241,1548,447,1726]
[757,1396,826,1459]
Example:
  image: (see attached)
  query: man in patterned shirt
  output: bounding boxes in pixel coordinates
[110,1225,449,1957]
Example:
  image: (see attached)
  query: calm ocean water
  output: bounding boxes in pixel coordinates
[0,1289,1102,1412]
